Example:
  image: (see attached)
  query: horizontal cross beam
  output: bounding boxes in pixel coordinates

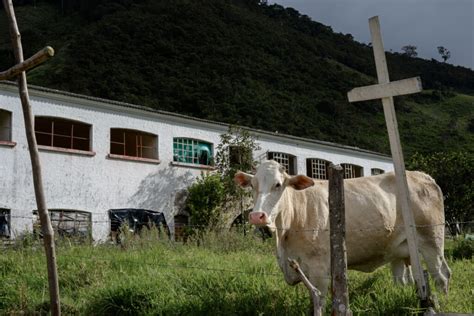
[0,46,54,80]
[347,77,422,102]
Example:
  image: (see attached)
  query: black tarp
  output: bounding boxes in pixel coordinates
[109,209,169,240]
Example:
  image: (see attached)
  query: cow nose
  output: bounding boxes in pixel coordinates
[249,212,268,225]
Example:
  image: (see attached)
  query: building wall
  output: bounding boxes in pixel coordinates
[0,86,394,241]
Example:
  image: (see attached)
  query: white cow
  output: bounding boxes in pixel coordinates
[235,160,450,306]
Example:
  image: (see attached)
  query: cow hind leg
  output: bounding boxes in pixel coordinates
[419,242,451,294]
[440,256,452,290]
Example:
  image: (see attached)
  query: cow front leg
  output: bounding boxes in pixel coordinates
[391,259,408,285]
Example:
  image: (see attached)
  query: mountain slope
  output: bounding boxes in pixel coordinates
[1,0,473,156]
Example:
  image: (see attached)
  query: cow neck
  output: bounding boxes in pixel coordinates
[275,187,306,232]
[274,185,327,240]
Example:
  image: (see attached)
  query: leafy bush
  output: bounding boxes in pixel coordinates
[450,238,474,260]
[185,172,225,233]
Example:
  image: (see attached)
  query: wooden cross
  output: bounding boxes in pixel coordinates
[347,16,428,302]
[2,0,60,314]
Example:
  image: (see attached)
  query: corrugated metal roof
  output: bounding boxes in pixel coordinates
[0,80,391,159]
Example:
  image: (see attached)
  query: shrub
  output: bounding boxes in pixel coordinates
[185,172,225,233]
[451,238,474,260]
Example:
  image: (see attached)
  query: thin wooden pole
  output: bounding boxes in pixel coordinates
[288,258,323,316]
[328,164,352,316]
[2,1,61,315]
[368,16,428,302]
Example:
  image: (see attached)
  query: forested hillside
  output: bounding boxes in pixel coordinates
[1,0,473,156]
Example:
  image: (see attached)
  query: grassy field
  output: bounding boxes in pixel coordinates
[1,230,472,315]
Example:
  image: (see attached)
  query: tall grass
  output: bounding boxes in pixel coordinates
[1,230,472,315]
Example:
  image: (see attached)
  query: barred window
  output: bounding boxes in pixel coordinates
[110,128,158,160]
[341,163,364,179]
[33,209,91,240]
[35,117,91,151]
[173,138,213,166]
[0,109,12,142]
[371,168,385,176]
[267,151,297,175]
[306,158,330,179]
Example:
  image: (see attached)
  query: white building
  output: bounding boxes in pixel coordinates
[0,81,393,241]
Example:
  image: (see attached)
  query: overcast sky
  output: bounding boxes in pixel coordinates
[268,0,473,69]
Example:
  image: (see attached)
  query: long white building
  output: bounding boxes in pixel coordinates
[0,81,393,241]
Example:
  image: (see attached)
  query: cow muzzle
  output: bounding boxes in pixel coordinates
[249,211,269,226]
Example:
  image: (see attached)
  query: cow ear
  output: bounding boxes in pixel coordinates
[234,171,253,188]
[288,175,314,190]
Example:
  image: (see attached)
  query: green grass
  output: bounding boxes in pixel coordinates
[1,231,473,315]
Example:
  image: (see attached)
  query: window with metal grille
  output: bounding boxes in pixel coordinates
[0,110,12,142]
[267,151,297,175]
[173,138,213,166]
[341,163,364,179]
[35,117,91,151]
[371,168,385,176]
[0,209,10,238]
[306,158,330,179]
[110,128,158,159]
[33,209,91,239]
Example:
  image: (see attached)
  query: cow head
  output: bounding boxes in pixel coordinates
[234,160,314,227]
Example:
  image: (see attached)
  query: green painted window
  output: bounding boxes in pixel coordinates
[173,138,213,166]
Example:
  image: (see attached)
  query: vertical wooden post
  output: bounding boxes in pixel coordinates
[3,1,61,315]
[328,164,352,316]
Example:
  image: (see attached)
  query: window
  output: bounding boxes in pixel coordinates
[0,209,10,238]
[173,138,213,166]
[341,163,364,179]
[110,128,158,160]
[33,209,91,240]
[371,168,385,176]
[35,117,91,151]
[268,151,297,175]
[0,109,12,142]
[307,158,331,179]
[229,145,252,168]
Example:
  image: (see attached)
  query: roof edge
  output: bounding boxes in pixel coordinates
[0,80,392,160]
